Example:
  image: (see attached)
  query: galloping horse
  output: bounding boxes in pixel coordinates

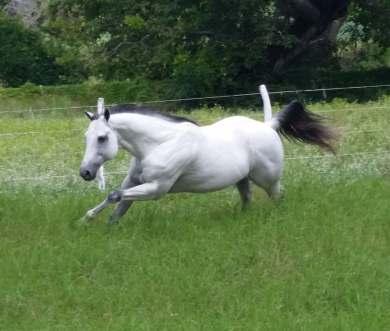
[80,91,335,224]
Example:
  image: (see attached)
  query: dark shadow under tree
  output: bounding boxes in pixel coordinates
[273,0,349,75]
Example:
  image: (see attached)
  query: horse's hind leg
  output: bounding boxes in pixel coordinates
[249,164,282,201]
[236,177,251,209]
[266,180,282,200]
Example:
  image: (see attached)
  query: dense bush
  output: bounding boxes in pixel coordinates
[1,1,388,94]
[41,1,389,96]
[0,14,60,87]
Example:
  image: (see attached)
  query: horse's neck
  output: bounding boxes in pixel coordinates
[109,113,179,158]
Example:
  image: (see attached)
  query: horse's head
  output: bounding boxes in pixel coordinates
[80,109,118,181]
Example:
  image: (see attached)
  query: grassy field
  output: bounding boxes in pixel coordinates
[1,94,390,330]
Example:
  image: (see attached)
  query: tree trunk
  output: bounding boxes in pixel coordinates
[273,1,348,74]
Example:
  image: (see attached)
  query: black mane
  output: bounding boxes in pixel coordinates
[107,104,198,126]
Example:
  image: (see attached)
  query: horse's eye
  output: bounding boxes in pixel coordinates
[97,136,107,143]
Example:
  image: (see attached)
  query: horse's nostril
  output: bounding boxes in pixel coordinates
[80,169,92,180]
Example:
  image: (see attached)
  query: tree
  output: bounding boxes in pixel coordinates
[41,0,388,95]
[350,0,390,47]
[0,13,60,86]
[44,0,282,94]
[272,0,349,74]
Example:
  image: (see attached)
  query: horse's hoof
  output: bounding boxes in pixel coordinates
[76,216,91,227]
[86,210,96,219]
[107,216,120,225]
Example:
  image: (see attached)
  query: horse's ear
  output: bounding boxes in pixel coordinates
[104,108,110,121]
[85,112,94,121]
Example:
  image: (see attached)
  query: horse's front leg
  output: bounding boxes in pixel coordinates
[105,182,164,225]
[82,192,123,223]
[108,180,171,203]
[108,200,133,225]
[83,198,111,221]
[107,136,194,221]
[83,159,140,223]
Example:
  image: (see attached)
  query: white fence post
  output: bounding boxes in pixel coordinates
[97,97,105,116]
[96,97,106,191]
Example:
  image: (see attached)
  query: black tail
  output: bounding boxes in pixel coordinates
[273,100,337,153]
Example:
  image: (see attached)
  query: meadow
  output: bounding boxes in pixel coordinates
[1,93,390,330]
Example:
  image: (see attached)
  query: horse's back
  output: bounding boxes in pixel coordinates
[204,116,282,157]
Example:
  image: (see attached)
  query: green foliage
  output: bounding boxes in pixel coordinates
[335,1,390,71]
[42,0,287,95]
[0,0,9,8]
[171,50,220,97]
[123,15,146,30]
[350,0,390,48]
[1,1,388,93]
[42,0,390,96]
[0,13,60,87]
[0,67,389,115]
[0,78,166,112]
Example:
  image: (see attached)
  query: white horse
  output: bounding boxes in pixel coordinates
[80,94,335,224]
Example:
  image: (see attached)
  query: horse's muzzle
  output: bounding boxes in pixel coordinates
[80,168,95,181]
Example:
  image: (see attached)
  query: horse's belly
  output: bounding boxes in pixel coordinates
[170,154,250,193]
[171,173,239,193]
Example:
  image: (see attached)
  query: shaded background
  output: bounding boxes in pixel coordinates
[0,0,388,101]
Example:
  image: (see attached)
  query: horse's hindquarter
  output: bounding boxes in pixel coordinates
[172,116,283,193]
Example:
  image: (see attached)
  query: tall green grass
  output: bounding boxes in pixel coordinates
[1,178,390,330]
[0,95,390,330]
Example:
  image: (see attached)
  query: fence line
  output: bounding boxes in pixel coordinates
[268,84,390,95]
[1,104,387,117]
[0,103,388,119]
[0,105,97,115]
[0,104,389,138]
[0,131,41,137]
[2,121,389,139]
[0,83,389,115]
[2,171,127,183]
[0,84,389,184]
[316,106,388,113]
[2,149,389,183]
[1,127,390,169]
[285,150,390,160]
[0,128,81,138]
